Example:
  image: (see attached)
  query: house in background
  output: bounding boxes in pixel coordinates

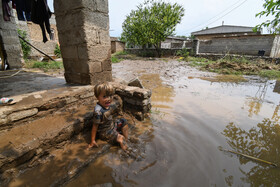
[110,37,125,53]
[161,36,189,49]
[191,24,280,58]
[191,25,261,40]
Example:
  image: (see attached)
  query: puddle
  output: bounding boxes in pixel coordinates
[76,70,279,186]
[6,60,280,186]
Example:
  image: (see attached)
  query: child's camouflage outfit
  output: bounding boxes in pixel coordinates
[93,96,127,144]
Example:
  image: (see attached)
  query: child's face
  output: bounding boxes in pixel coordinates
[97,91,112,109]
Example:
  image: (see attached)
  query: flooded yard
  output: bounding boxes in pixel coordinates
[6,59,280,186]
[74,59,279,186]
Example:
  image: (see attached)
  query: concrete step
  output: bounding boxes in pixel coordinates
[0,85,96,131]
[0,82,152,178]
[0,96,95,174]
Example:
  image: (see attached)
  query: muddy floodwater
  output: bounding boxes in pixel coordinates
[66,59,280,186]
[7,59,280,186]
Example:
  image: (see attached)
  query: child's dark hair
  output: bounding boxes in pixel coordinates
[94,82,114,98]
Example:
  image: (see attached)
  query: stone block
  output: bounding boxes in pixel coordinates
[60,45,78,59]
[89,61,102,73]
[81,0,108,13]
[84,27,110,46]
[87,45,111,62]
[58,30,87,46]
[133,89,152,99]
[78,44,89,60]
[95,0,109,13]
[8,108,38,122]
[90,71,112,85]
[128,78,144,88]
[102,58,112,71]
[54,0,84,16]
[64,72,91,85]
[63,59,90,74]
[83,10,109,30]
[84,26,100,45]
[55,11,85,32]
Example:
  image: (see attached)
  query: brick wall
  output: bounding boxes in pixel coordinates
[0,1,23,68]
[199,35,280,57]
[54,0,112,85]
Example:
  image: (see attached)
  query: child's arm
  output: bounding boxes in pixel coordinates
[88,123,99,148]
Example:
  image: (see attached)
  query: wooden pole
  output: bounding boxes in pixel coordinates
[18,35,56,62]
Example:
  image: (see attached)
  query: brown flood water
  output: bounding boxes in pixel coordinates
[7,60,280,186]
[66,70,280,186]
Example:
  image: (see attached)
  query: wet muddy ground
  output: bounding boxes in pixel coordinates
[6,58,280,186]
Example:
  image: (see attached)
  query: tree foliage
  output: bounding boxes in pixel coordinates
[254,0,280,34]
[121,0,184,57]
[17,29,31,59]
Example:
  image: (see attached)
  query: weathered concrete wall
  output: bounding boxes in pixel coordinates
[195,32,259,41]
[111,41,125,53]
[17,19,58,58]
[199,35,277,57]
[0,1,23,68]
[54,0,112,85]
[270,35,280,58]
[126,48,180,57]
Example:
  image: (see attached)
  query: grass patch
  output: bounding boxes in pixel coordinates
[111,51,138,63]
[186,55,280,79]
[259,70,280,79]
[24,60,64,72]
[200,74,247,83]
[111,56,122,63]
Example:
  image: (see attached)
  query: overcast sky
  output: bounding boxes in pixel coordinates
[48,0,273,37]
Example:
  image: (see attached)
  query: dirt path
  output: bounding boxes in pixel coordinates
[112,58,216,85]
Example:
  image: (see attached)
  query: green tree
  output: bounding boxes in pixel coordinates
[121,0,184,57]
[17,29,31,59]
[254,0,280,34]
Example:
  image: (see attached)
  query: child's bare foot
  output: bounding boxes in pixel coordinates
[87,141,98,150]
[120,139,128,151]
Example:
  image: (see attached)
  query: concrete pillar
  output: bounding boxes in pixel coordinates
[0,1,24,69]
[54,0,112,85]
[193,39,200,55]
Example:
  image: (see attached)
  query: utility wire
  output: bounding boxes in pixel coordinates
[184,0,249,35]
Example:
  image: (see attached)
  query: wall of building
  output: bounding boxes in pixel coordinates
[111,41,125,53]
[195,32,259,41]
[54,0,112,85]
[16,16,58,58]
[199,35,277,57]
[0,1,23,69]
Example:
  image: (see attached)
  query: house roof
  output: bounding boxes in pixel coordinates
[191,25,255,36]
[166,36,188,41]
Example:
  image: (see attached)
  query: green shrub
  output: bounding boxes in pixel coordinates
[17,29,31,59]
[111,56,121,63]
[54,44,61,58]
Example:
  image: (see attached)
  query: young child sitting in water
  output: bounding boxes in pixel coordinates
[88,82,129,151]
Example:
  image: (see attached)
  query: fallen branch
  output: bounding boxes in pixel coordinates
[224,149,278,167]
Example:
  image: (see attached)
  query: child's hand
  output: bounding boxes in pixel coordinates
[87,141,98,150]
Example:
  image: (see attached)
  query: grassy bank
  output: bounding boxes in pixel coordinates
[185,56,280,79]
[24,60,64,72]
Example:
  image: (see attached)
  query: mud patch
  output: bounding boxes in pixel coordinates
[200,75,248,83]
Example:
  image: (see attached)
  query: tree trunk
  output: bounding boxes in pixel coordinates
[154,43,162,57]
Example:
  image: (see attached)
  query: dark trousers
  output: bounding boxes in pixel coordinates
[39,19,51,43]
[15,0,31,21]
